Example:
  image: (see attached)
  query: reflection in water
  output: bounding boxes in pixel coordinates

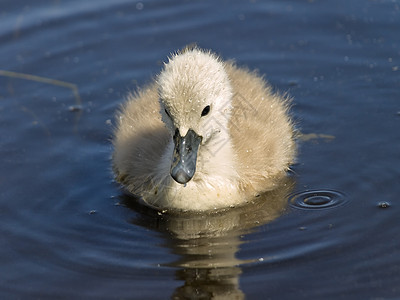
[123,177,294,299]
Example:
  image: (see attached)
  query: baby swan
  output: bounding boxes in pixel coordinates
[112,47,296,211]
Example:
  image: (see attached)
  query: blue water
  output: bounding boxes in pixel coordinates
[1,0,400,298]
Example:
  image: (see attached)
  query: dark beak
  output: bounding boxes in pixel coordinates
[170,129,202,184]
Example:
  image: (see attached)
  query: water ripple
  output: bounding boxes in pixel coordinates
[289,190,348,210]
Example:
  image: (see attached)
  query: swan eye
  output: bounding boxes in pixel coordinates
[164,108,171,118]
[201,105,210,117]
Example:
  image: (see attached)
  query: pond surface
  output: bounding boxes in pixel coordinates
[1,0,400,299]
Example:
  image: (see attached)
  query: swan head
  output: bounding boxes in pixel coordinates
[157,48,233,184]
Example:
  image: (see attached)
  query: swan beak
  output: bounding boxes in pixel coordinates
[170,129,202,184]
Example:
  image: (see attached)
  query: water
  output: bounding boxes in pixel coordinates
[1,0,400,298]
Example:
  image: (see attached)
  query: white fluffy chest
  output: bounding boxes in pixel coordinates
[145,138,244,211]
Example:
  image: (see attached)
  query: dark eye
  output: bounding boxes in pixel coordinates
[164,108,171,118]
[201,105,210,117]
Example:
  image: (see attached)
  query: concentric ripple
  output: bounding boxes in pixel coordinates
[289,190,348,210]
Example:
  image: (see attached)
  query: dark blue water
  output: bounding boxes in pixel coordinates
[1,0,400,298]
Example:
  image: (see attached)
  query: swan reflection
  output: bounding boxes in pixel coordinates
[124,177,294,299]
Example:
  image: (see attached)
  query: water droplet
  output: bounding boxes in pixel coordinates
[68,105,82,112]
[378,201,390,208]
[289,190,347,210]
